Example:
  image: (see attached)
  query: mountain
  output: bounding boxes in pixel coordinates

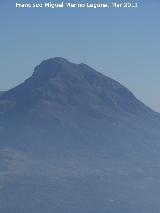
[0,57,160,213]
[0,57,160,155]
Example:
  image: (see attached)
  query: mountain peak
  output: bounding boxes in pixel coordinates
[42,57,69,64]
[0,57,152,118]
[32,57,73,78]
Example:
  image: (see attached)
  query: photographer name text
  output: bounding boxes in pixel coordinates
[16,2,138,9]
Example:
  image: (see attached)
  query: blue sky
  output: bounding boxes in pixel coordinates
[0,0,160,112]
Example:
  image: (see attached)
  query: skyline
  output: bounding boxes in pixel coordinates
[0,0,160,112]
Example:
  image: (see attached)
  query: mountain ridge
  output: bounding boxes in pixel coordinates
[0,57,155,117]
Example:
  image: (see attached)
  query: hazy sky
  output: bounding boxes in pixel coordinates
[0,0,160,112]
